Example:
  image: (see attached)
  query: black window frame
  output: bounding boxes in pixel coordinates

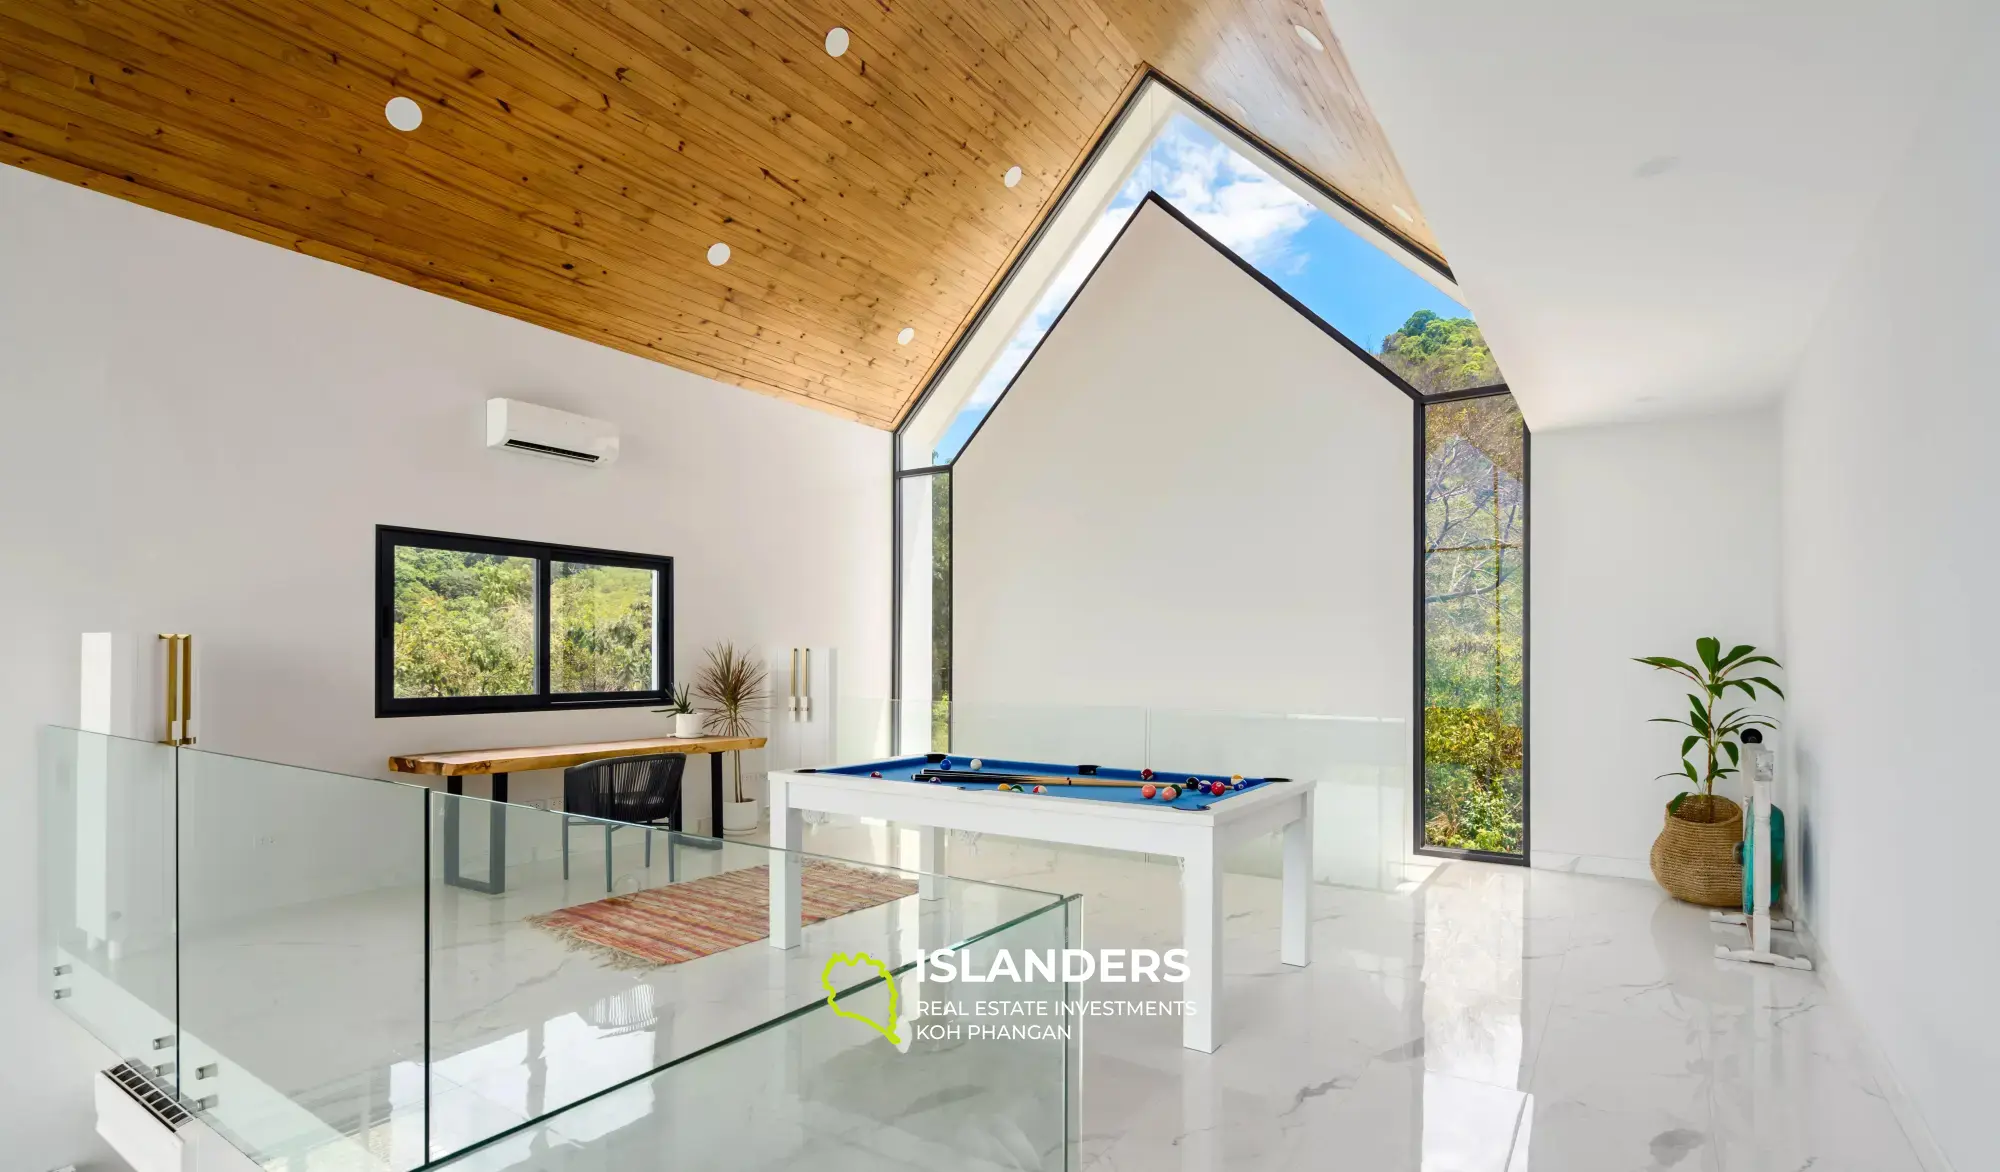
[375,524,674,718]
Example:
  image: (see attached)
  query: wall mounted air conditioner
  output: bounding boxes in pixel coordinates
[485,398,620,466]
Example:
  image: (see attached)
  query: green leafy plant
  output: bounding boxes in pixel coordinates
[1634,637,1783,807]
[694,642,768,802]
[653,683,695,718]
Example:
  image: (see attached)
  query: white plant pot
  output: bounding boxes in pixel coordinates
[723,799,762,833]
[674,712,704,738]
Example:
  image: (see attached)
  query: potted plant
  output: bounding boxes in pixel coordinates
[669,684,703,738]
[1634,637,1783,906]
[694,642,768,834]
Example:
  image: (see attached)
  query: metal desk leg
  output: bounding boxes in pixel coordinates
[442,772,508,895]
[683,752,726,851]
[711,752,725,836]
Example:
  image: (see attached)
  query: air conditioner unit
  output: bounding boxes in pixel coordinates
[485,398,619,466]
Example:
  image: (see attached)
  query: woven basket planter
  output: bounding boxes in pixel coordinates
[1649,795,1744,907]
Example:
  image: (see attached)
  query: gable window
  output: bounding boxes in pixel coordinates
[375,526,672,717]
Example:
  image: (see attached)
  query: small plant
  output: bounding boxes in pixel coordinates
[652,682,695,717]
[694,642,768,802]
[1635,637,1783,810]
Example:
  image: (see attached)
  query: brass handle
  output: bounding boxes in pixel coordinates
[158,633,194,745]
[160,634,177,745]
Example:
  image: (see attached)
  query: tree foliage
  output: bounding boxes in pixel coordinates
[1380,310,1503,395]
[392,548,656,699]
[1420,394,1526,853]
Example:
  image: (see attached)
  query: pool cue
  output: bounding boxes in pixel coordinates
[913,770,1256,790]
[916,768,1152,784]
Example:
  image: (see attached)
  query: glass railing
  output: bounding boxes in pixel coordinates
[39,726,1078,1171]
[831,698,1412,889]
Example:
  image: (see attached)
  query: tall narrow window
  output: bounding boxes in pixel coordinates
[1419,394,1528,857]
[895,472,951,752]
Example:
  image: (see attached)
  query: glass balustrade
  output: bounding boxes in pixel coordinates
[38,726,1078,1171]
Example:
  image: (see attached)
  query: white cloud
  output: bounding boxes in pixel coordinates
[1138,120,1313,267]
[951,119,1313,423]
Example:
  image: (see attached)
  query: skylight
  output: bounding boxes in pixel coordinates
[899,83,1504,469]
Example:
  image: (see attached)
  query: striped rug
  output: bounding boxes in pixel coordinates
[527,860,920,969]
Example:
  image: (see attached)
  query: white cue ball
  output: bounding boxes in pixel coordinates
[970,758,984,771]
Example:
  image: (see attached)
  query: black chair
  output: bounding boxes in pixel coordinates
[562,753,686,891]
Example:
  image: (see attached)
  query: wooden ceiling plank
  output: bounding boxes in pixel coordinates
[575,0,1086,264]
[434,0,1000,292]
[428,0,1017,234]
[0,100,880,400]
[0,21,936,387]
[208,0,997,309]
[714,0,1096,174]
[48,0,968,372]
[0,131,891,423]
[1,0,1448,422]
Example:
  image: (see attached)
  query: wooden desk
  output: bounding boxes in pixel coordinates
[389,734,768,893]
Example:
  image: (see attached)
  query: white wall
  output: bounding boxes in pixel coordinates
[949,200,1413,885]
[953,199,1413,719]
[1530,409,1782,878]
[0,163,889,1168]
[1779,17,2000,1168]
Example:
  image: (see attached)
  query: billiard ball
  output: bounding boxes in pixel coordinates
[938,759,953,770]
[1141,783,1157,800]
[1210,781,1226,796]
[997,782,1015,792]
[1162,785,1180,801]
[1140,768,1155,781]
[1233,780,1248,792]
[1232,773,1244,781]
[1033,784,1047,794]
[870,771,882,778]
[970,758,984,771]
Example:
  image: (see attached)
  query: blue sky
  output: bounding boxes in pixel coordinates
[930,116,1473,463]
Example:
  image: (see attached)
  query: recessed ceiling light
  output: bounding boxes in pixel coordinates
[1003,165,1022,189]
[1293,24,1324,52]
[706,242,731,266]
[896,327,915,346]
[384,96,423,132]
[1391,204,1414,223]
[825,27,850,57]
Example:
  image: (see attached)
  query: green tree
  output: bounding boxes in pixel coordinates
[392,548,534,697]
[1420,394,1526,852]
[1380,310,1503,395]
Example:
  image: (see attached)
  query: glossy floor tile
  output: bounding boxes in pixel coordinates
[161,818,1921,1171]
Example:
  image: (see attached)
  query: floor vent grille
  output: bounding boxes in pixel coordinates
[105,1061,192,1130]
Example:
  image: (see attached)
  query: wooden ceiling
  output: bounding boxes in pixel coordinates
[0,0,1440,427]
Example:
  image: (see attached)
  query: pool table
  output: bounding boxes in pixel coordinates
[766,753,1315,1053]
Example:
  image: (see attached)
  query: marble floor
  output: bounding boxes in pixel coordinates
[83,819,1923,1172]
[777,822,1918,1172]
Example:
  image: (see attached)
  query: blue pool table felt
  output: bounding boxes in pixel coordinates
[817,756,1279,811]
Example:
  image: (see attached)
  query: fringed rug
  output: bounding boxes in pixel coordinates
[527,860,919,969]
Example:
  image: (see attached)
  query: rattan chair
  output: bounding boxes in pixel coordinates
[562,753,686,891]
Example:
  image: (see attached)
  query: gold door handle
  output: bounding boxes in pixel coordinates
[158,633,194,746]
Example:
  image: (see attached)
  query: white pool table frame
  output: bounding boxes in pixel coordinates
[767,762,1314,1053]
